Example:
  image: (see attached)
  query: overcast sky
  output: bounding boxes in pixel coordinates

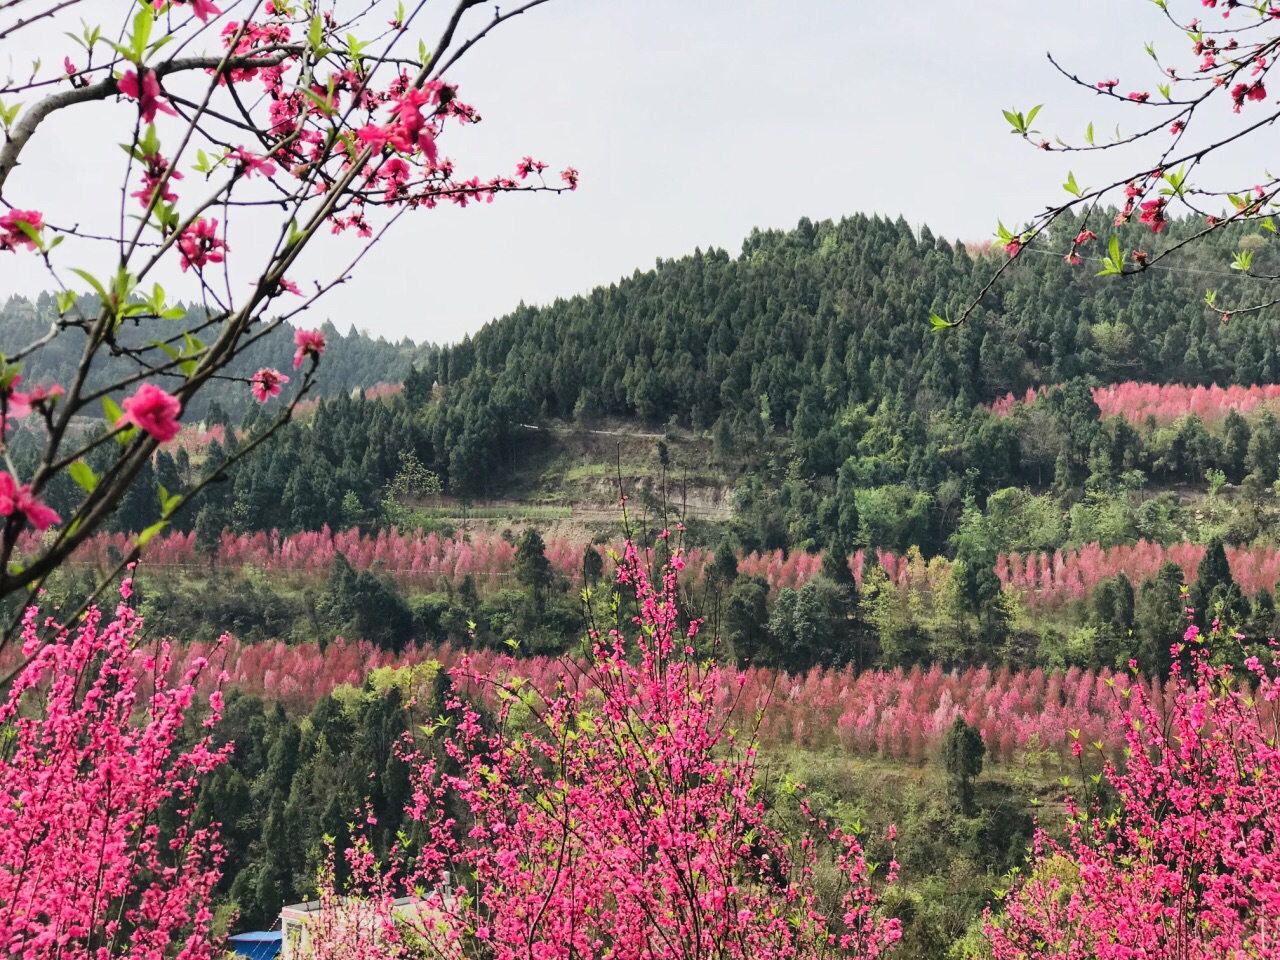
[4,1,1252,344]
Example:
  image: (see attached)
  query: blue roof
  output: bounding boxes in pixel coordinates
[228,931,282,959]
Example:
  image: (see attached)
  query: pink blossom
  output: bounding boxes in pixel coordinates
[0,600,225,956]
[517,156,548,179]
[130,152,182,208]
[117,68,178,123]
[116,383,182,442]
[1138,197,1168,233]
[386,87,439,164]
[0,209,44,251]
[153,0,221,20]
[293,328,327,368]
[0,471,60,530]
[228,146,277,178]
[177,217,227,271]
[251,367,289,402]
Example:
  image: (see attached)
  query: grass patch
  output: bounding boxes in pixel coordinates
[563,463,657,483]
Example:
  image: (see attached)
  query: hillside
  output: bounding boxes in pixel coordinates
[17,212,1280,562]
[0,294,431,420]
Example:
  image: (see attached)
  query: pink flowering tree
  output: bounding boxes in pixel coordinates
[985,619,1280,959]
[0,0,573,652]
[936,1,1280,329]
[312,542,902,960]
[0,585,230,958]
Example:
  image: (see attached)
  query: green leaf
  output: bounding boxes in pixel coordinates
[102,396,124,425]
[1063,171,1081,197]
[55,290,77,314]
[157,484,182,518]
[0,99,22,131]
[129,6,152,61]
[70,267,109,303]
[134,518,167,549]
[1085,121,1094,145]
[299,86,337,116]
[68,461,97,493]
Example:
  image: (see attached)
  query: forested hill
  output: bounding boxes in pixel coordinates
[0,294,432,419]
[416,212,1278,428]
[409,211,1280,497]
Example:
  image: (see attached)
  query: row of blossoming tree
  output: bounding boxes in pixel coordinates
[101,629,1148,762]
[988,382,1280,426]
[28,522,1280,607]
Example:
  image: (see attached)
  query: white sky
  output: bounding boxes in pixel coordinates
[2,0,1267,344]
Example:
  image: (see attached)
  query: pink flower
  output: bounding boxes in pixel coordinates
[1128,91,1150,102]
[187,0,222,20]
[64,57,77,75]
[1097,78,1119,90]
[177,218,227,271]
[517,156,548,180]
[251,368,289,402]
[0,210,44,252]
[293,328,326,369]
[355,123,392,152]
[6,381,64,418]
[228,147,276,178]
[117,69,178,124]
[1074,230,1097,245]
[386,87,439,164]
[131,153,182,208]
[1138,198,1167,233]
[153,0,221,19]
[116,383,182,442]
[0,472,60,530]
[1230,81,1267,112]
[561,167,580,191]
